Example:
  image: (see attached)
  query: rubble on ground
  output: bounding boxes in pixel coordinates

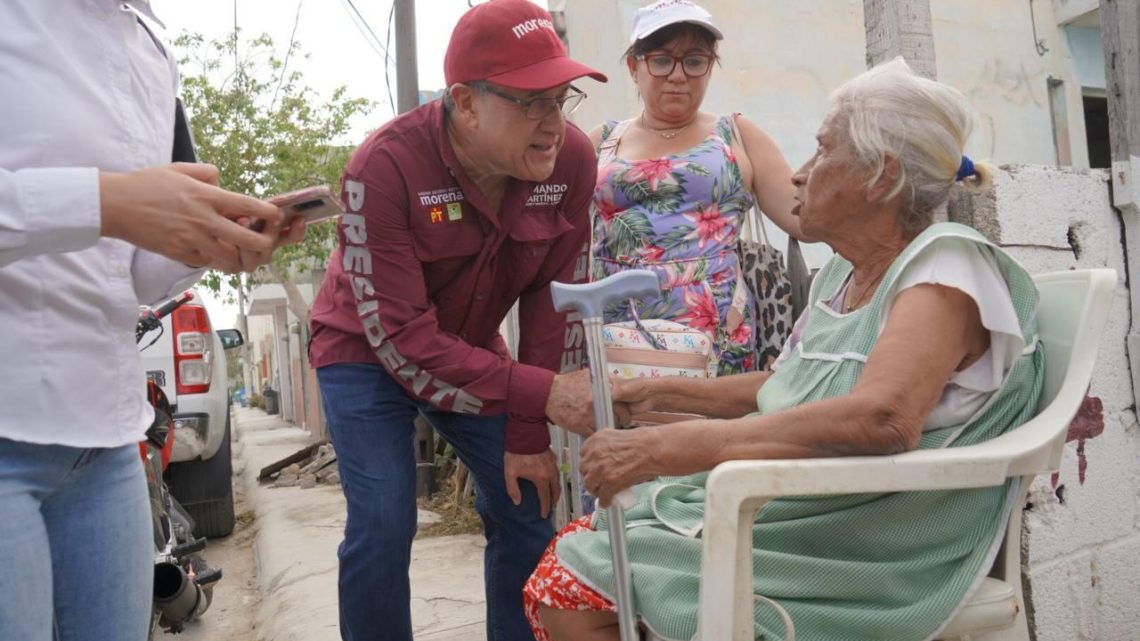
[260,442,340,489]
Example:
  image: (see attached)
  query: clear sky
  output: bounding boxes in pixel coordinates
[149,0,548,328]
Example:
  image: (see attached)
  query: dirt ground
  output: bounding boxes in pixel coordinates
[171,447,261,641]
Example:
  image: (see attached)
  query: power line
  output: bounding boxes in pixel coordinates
[233,0,240,72]
[384,1,395,112]
[335,0,398,113]
[336,0,389,61]
[342,0,391,58]
[271,0,306,109]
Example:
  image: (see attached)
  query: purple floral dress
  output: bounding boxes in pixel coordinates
[592,115,757,375]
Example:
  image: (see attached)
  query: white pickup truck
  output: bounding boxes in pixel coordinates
[139,289,242,538]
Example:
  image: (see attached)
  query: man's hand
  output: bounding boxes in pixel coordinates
[504,449,562,519]
[545,369,597,437]
[99,163,285,272]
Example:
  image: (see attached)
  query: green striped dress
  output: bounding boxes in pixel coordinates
[555,223,1044,641]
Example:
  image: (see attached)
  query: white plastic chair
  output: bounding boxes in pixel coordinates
[696,269,1117,641]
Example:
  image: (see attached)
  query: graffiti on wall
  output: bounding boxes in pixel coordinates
[1051,394,1106,487]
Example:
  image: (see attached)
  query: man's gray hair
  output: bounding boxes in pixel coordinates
[829,58,992,235]
[442,80,492,114]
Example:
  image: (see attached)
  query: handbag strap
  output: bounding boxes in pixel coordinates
[727,113,775,250]
[754,594,795,641]
[625,299,668,351]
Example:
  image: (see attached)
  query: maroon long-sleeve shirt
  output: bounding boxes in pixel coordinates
[308,100,592,454]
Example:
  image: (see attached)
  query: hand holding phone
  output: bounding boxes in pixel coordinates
[266,185,343,226]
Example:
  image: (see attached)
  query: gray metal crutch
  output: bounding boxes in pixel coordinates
[551,269,660,641]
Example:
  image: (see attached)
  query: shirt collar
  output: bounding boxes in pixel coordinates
[123,0,167,29]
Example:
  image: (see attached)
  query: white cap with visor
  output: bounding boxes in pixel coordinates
[629,0,724,44]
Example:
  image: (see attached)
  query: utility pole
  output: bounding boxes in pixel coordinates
[394,0,419,113]
[863,0,941,224]
[237,276,255,398]
[1100,0,1140,407]
[394,0,431,496]
[863,0,937,79]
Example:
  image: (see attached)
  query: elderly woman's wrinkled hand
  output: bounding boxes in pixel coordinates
[581,426,659,507]
[611,376,656,416]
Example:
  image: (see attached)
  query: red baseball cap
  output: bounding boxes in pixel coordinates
[444,0,607,91]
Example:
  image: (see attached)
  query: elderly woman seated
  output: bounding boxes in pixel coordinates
[522,58,1043,641]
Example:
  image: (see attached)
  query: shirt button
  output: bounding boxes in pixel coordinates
[474,293,486,301]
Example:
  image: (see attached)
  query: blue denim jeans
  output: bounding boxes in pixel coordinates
[0,438,151,641]
[318,363,553,641]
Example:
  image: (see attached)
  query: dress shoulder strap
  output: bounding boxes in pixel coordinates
[717,113,741,145]
[597,119,633,167]
[597,119,618,152]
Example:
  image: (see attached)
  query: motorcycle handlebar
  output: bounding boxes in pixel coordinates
[153,291,194,321]
[136,291,194,345]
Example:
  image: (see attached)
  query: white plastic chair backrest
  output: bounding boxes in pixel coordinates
[988,269,1118,470]
[1034,270,1113,411]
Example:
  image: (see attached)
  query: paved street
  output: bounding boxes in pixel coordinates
[178,442,260,641]
[171,407,487,641]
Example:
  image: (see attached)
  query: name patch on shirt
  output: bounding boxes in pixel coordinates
[525,183,567,208]
[418,187,465,206]
[419,187,465,224]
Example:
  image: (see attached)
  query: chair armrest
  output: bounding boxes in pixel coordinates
[707,446,1007,505]
[705,409,1063,506]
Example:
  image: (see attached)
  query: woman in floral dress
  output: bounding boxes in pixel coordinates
[589,0,806,375]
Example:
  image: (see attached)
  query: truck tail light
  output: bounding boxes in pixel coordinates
[172,304,212,395]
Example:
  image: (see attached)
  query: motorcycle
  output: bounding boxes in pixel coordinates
[137,291,222,634]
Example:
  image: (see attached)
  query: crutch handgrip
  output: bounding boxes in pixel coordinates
[612,488,636,510]
[551,270,660,317]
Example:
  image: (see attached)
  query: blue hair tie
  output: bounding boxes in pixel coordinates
[956,155,976,181]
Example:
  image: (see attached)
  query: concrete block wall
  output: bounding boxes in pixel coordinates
[951,164,1140,641]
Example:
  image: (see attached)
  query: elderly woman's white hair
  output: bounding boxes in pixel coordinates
[828,57,993,234]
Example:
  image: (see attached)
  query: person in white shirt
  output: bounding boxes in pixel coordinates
[0,3,302,639]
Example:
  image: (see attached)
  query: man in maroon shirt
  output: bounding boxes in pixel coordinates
[307,1,607,639]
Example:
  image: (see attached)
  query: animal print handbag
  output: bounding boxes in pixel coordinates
[737,207,794,371]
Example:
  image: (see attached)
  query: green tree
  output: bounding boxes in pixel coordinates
[174,31,374,325]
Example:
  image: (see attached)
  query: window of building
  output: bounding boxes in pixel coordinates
[1082,93,1110,169]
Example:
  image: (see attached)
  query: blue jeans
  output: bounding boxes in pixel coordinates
[318,363,553,641]
[0,438,151,641]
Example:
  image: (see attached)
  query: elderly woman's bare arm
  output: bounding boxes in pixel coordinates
[613,370,771,420]
[583,284,990,503]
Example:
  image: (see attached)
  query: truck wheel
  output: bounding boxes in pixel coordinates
[166,413,235,538]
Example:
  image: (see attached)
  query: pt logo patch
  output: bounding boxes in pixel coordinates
[418,186,465,224]
[446,202,463,221]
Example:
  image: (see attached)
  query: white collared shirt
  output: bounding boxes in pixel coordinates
[0,1,204,447]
